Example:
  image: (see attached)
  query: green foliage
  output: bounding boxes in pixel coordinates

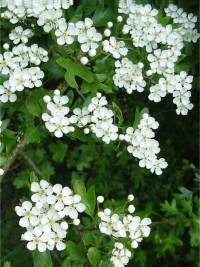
[0,1,199,267]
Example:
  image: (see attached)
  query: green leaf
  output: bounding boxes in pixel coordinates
[26,88,46,117]
[57,58,95,89]
[32,251,53,267]
[48,141,68,162]
[87,247,100,266]
[13,169,30,189]
[93,6,115,26]
[66,241,85,262]
[86,185,96,217]
[161,200,178,216]
[72,175,96,217]
[82,0,97,16]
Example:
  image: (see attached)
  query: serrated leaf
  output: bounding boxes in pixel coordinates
[87,247,100,266]
[48,141,68,162]
[57,58,95,89]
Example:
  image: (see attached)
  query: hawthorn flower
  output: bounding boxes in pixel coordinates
[78,27,102,54]
[55,19,77,45]
[37,9,63,32]
[103,37,128,59]
[0,81,17,103]
[9,26,33,44]
[63,194,86,219]
[31,180,53,208]
[47,184,73,211]
[111,242,132,267]
[22,227,49,252]
[15,201,40,228]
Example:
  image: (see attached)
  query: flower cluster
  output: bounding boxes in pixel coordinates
[1,2,103,64]
[113,58,146,94]
[42,90,118,143]
[1,0,74,24]
[15,179,86,252]
[147,48,180,76]
[55,17,102,63]
[119,113,168,175]
[165,4,200,43]
[117,1,199,114]
[111,242,132,267]
[98,194,151,267]
[42,90,166,174]
[0,30,48,103]
[149,72,193,115]
[42,90,75,138]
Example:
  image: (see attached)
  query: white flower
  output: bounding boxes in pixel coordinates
[111,242,131,267]
[15,201,40,228]
[9,26,33,44]
[63,194,86,219]
[55,20,77,45]
[47,184,73,211]
[37,9,63,32]
[31,180,53,208]
[0,81,17,103]
[78,27,102,54]
[103,37,128,59]
[22,227,49,252]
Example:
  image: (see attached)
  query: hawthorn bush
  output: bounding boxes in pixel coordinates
[0,0,199,267]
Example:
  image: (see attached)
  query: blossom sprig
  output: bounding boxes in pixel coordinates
[164,4,200,43]
[119,113,168,175]
[42,90,167,174]
[148,71,193,115]
[15,179,86,252]
[98,194,151,267]
[1,0,74,24]
[0,33,48,103]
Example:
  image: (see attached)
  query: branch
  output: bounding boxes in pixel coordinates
[0,136,27,184]
[19,151,42,177]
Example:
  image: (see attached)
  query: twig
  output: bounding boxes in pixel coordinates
[0,136,27,184]
[19,150,42,177]
[76,88,85,100]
